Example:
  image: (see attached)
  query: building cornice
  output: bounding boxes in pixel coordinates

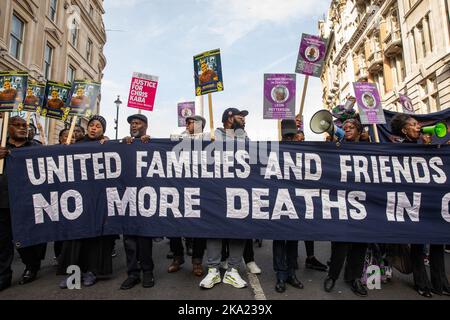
[71,0,106,45]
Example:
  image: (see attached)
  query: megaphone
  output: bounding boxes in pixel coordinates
[310,110,345,141]
[421,122,448,138]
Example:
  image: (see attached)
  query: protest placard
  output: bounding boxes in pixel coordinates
[194,49,223,96]
[40,81,72,121]
[178,101,195,127]
[21,81,46,113]
[127,72,159,111]
[399,94,414,114]
[295,34,327,78]
[353,82,386,125]
[69,80,101,117]
[263,74,296,120]
[0,71,28,112]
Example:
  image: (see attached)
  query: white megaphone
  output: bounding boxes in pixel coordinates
[310,110,345,141]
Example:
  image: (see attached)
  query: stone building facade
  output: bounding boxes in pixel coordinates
[319,0,450,114]
[0,0,106,144]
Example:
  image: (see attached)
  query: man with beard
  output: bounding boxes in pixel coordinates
[0,80,17,102]
[0,116,47,291]
[119,114,154,290]
[200,108,261,289]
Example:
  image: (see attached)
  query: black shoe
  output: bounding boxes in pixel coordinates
[166,251,174,259]
[324,276,335,292]
[143,272,155,288]
[349,279,368,297]
[275,279,286,293]
[19,270,37,285]
[416,287,433,298]
[120,276,140,290]
[442,288,450,296]
[286,275,304,289]
[305,256,328,272]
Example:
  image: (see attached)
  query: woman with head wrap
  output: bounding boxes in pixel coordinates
[389,114,449,298]
[324,118,369,297]
[57,115,116,288]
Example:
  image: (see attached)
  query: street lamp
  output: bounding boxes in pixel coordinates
[114,95,122,140]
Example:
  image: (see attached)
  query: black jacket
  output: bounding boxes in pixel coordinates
[0,140,40,209]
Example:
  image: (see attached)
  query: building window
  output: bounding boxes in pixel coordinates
[9,14,24,60]
[410,29,418,63]
[446,0,450,39]
[425,15,433,52]
[86,39,93,63]
[49,0,57,21]
[419,75,440,113]
[417,23,426,59]
[67,65,76,84]
[89,5,94,18]
[71,19,78,47]
[44,43,53,79]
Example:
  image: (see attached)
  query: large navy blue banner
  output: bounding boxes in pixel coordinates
[7,139,450,247]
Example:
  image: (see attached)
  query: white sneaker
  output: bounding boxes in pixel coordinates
[199,268,221,289]
[220,260,228,270]
[223,268,247,288]
[246,261,261,274]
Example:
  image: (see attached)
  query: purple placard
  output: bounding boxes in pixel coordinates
[263,74,296,120]
[295,33,327,77]
[177,101,195,127]
[353,82,386,125]
[399,94,414,114]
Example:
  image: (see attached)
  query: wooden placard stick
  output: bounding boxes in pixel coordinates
[0,112,10,174]
[208,93,214,140]
[66,116,78,145]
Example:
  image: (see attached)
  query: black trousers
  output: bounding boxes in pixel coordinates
[243,239,255,264]
[305,241,314,257]
[273,240,298,280]
[0,209,13,285]
[17,244,47,272]
[124,235,154,277]
[328,242,367,282]
[0,208,46,283]
[169,237,206,262]
[411,244,450,292]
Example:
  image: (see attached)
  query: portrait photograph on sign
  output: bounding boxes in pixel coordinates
[69,80,101,117]
[295,34,327,77]
[193,49,224,96]
[40,81,72,121]
[353,82,386,125]
[177,101,195,127]
[21,81,46,112]
[0,71,28,112]
[263,74,296,120]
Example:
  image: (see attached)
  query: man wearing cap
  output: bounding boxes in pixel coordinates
[181,115,207,139]
[199,108,260,289]
[119,114,154,290]
[167,115,207,277]
[215,107,249,141]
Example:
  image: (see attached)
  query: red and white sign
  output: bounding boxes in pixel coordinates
[127,72,158,111]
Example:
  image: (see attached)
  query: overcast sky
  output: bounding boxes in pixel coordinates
[100,0,330,141]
